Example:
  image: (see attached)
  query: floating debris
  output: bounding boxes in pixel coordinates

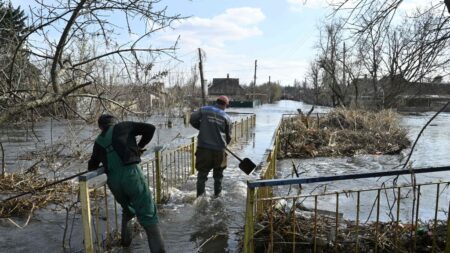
[279,108,411,158]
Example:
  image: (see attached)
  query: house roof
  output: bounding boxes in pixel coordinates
[208,77,244,96]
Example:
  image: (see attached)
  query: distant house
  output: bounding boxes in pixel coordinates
[350,73,450,110]
[208,74,244,96]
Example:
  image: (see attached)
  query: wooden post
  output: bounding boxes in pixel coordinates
[80,181,94,253]
[198,48,206,106]
[155,150,162,204]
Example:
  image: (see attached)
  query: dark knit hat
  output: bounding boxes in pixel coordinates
[98,114,117,129]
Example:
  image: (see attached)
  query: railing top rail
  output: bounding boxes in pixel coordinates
[281,112,327,117]
[257,180,450,201]
[79,167,105,182]
[226,112,256,115]
[247,166,450,189]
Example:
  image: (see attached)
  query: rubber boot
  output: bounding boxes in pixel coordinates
[213,179,222,197]
[196,170,208,197]
[213,168,224,197]
[144,224,166,253]
[121,212,134,247]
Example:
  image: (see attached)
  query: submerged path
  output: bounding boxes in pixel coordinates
[117,100,325,253]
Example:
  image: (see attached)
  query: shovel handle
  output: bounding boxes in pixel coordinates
[225,147,243,162]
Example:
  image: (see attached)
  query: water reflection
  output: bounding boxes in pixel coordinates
[190,197,229,252]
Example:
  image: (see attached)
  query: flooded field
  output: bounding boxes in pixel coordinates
[1,101,449,252]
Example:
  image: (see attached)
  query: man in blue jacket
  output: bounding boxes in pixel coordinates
[190,95,233,197]
[88,114,165,252]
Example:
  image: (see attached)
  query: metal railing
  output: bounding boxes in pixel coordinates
[79,113,256,252]
[141,113,256,203]
[230,113,256,143]
[79,168,119,253]
[244,167,450,252]
[243,114,450,253]
[141,138,196,204]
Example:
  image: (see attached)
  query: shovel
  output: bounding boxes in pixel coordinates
[225,147,257,175]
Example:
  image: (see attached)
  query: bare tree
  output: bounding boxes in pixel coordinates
[1,0,184,125]
[307,60,321,105]
[355,6,387,98]
[332,0,450,79]
[375,8,450,107]
[317,21,348,106]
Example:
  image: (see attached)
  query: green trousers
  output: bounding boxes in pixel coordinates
[107,164,159,226]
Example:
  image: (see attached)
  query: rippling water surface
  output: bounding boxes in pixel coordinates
[1,101,449,252]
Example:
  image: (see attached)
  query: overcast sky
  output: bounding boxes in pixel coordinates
[12,0,431,86]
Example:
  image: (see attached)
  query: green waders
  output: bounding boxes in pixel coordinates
[96,126,165,252]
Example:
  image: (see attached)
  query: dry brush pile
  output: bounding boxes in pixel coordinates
[278,108,411,158]
[253,205,448,253]
[0,173,78,218]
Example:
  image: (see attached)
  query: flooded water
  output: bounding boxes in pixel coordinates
[276,110,450,223]
[1,101,450,252]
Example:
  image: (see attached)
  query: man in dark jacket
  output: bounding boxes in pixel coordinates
[190,95,233,197]
[88,114,165,253]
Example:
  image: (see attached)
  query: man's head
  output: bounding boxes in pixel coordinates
[216,95,230,109]
[97,114,117,130]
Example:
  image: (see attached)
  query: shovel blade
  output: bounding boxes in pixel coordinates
[239,158,257,175]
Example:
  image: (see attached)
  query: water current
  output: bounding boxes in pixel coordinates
[0,100,449,252]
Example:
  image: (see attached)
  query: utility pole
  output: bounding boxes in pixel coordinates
[268,75,271,103]
[198,48,206,106]
[253,60,257,101]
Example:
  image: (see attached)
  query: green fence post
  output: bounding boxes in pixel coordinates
[80,180,94,253]
[155,150,162,204]
[191,137,196,175]
[244,187,255,253]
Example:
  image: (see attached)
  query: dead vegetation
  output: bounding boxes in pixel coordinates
[0,173,78,218]
[253,207,448,253]
[278,108,411,158]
